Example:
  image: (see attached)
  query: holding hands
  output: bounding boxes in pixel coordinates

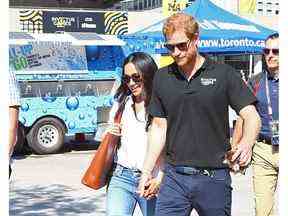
[137,171,163,199]
[231,141,253,167]
[225,142,253,174]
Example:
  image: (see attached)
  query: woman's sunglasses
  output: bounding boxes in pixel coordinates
[122,73,142,84]
[263,48,279,55]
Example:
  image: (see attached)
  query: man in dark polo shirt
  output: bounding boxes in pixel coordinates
[233,33,279,216]
[137,13,261,216]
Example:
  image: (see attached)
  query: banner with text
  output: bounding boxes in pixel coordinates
[162,0,189,17]
[9,43,88,74]
[43,11,105,33]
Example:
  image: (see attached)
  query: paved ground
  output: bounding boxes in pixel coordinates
[9,140,279,216]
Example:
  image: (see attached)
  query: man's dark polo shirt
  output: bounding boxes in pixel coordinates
[148,58,257,168]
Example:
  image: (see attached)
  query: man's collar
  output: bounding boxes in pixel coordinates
[167,56,214,75]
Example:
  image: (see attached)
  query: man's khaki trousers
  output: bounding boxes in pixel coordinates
[252,141,279,216]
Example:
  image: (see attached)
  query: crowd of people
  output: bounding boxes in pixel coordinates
[9,13,279,216]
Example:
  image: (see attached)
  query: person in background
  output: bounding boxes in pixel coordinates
[105,52,163,216]
[233,33,279,216]
[138,13,261,216]
[9,70,21,178]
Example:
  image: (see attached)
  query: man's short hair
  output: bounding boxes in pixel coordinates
[265,32,279,42]
[162,13,199,40]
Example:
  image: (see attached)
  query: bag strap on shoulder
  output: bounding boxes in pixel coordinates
[113,96,128,124]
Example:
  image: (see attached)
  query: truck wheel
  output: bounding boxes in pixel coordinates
[27,117,65,154]
[13,122,25,155]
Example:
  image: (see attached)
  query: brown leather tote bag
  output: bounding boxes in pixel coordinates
[81,99,126,190]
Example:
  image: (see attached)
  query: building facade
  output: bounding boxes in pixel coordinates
[210,0,278,77]
[117,0,162,11]
[255,0,279,16]
[211,0,278,30]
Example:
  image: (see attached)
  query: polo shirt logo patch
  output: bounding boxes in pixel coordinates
[201,78,216,86]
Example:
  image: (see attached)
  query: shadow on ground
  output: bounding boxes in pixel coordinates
[10,184,105,216]
[13,139,101,159]
[63,140,100,152]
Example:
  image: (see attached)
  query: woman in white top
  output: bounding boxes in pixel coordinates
[106,52,163,216]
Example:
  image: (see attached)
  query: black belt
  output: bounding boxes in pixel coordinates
[122,165,142,173]
[257,134,272,145]
[175,166,214,177]
[114,164,142,174]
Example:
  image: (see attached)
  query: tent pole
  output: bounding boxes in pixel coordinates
[249,54,253,78]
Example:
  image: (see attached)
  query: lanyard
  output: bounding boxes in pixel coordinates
[265,72,273,120]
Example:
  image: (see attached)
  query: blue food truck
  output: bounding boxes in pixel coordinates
[9,32,126,154]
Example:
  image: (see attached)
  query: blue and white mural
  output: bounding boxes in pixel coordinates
[10,42,125,135]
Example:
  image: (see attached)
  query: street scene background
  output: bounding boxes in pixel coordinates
[9,0,280,215]
[9,137,279,216]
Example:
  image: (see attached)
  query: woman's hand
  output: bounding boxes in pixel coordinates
[143,177,161,199]
[137,172,152,198]
[142,170,164,199]
[108,123,122,136]
[102,123,122,139]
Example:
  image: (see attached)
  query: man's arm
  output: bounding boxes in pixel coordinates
[232,105,261,166]
[9,106,19,157]
[138,117,167,197]
[231,117,244,149]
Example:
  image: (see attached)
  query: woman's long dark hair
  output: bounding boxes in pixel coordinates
[114,52,158,131]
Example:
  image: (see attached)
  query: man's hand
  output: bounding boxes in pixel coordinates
[224,145,251,174]
[224,148,240,172]
[231,142,253,167]
[232,105,261,167]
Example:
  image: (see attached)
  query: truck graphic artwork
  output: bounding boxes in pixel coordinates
[9,32,126,154]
